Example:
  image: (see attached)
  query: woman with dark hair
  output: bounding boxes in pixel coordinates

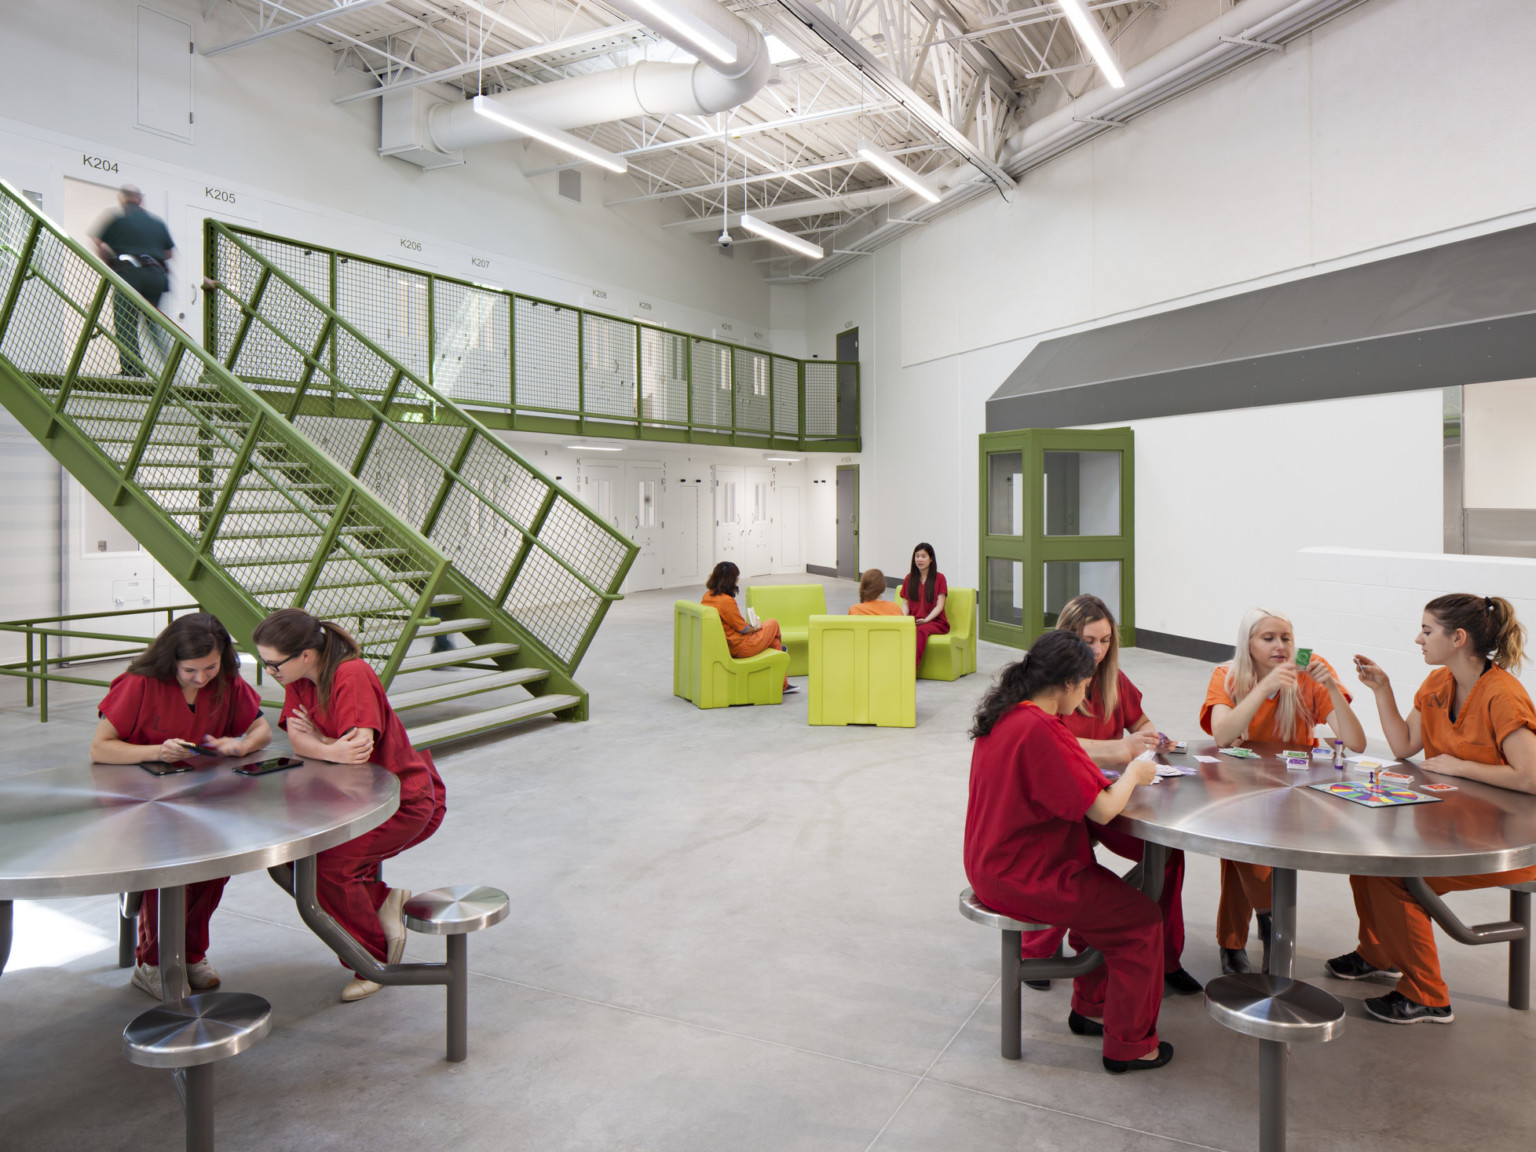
[1334,594,1536,1025]
[702,561,795,692]
[899,543,948,668]
[253,607,447,1002]
[90,612,271,998]
[1015,594,1200,996]
[964,630,1172,1074]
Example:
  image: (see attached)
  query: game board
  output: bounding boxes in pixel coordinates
[1308,781,1443,808]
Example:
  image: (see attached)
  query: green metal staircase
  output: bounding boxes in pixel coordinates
[0,182,626,746]
[201,223,636,744]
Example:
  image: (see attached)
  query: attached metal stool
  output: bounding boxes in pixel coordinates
[1403,878,1535,1010]
[118,891,143,968]
[958,887,1104,1059]
[403,886,510,1063]
[122,991,272,1152]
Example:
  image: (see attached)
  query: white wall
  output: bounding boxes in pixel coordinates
[803,0,1536,644]
[1294,546,1536,746]
[1464,378,1536,508]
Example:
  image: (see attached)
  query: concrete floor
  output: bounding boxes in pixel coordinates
[2,574,1534,1151]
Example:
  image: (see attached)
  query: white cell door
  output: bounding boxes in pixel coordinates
[712,465,742,568]
[626,461,664,591]
[742,466,773,577]
[668,484,700,584]
[580,462,621,534]
[778,484,802,572]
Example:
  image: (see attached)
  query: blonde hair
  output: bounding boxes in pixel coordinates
[1055,593,1119,721]
[1226,607,1311,743]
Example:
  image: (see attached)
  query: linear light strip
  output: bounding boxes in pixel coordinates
[855,139,941,204]
[625,0,738,65]
[739,214,824,260]
[1058,0,1126,88]
[472,96,629,173]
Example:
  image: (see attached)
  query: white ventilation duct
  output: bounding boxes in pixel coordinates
[384,0,771,166]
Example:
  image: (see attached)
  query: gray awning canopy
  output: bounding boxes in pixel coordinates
[987,221,1536,430]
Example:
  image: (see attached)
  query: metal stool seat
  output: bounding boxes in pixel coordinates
[1204,974,1345,1044]
[404,885,510,935]
[123,992,271,1152]
[959,888,1051,933]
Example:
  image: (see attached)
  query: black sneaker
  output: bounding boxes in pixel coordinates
[1362,990,1453,1025]
[1220,947,1252,974]
[1104,1041,1174,1074]
[781,682,799,694]
[1325,951,1403,981]
[1024,979,1051,991]
[1164,968,1203,996]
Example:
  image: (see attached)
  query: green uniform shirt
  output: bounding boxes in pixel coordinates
[96,205,174,260]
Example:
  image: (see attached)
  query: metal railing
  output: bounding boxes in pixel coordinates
[204,222,861,450]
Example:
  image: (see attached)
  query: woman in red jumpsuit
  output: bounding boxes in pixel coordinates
[253,608,447,1003]
[90,613,271,999]
[1016,594,1200,997]
[898,542,949,668]
[964,629,1172,1073]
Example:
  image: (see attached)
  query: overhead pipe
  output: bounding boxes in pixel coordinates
[426,0,771,154]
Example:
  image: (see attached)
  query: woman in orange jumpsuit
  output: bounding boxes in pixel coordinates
[701,562,794,692]
[254,608,447,1002]
[964,629,1171,1073]
[1332,593,1536,1024]
[90,613,271,998]
[1201,607,1365,973]
[1017,594,1200,996]
[849,569,901,616]
[898,542,949,667]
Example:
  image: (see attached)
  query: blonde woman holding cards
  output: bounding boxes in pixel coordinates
[1200,608,1366,974]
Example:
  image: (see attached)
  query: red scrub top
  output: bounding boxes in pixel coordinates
[1061,671,1145,742]
[278,659,444,805]
[965,702,1110,903]
[99,671,263,746]
[901,572,948,620]
[1415,665,1536,763]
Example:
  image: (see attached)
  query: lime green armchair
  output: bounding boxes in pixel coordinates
[807,614,916,727]
[744,584,826,677]
[891,584,978,681]
[674,601,790,708]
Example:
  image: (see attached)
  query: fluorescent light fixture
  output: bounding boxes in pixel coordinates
[765,456,803,462]
[472,96,629,173]
[625,0,738,66]
[1058,0,1125,88]
[739,214,823,260]
[855,139,941,204]
[460,0,540,43]
[568,444,623,451]
[764,34,800,64]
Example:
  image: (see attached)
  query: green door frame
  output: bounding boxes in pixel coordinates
[977,427,1136,650]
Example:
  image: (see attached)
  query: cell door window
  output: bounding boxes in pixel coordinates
[637,480,656,528]
[752,482,768,523]
[723,482,738,524]
[594,478,614,523]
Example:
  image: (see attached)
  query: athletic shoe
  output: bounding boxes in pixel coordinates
[1104,1041,1174,1074]
[1325,951,1403,981]
[129,963,188,1000]
[187,959,221,989]
[1067,1010,1104,1037]
[341,976,383,1002]
[1220,947,1252,974]
[782,682,799,694]
[1362,990,1453,1025]
[379,888,411,966]
[1164,968,1203,996]
[1024,979,1051,991]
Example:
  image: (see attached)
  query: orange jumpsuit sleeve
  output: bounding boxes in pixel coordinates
[1484,673,1536,753]
[1199,665,1235,735]
[703,593,747,634]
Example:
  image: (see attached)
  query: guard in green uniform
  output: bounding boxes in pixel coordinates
[90,185,174,377]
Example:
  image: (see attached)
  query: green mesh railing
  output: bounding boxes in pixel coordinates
[0,181,452,684]
[204,222,858,447]
[205,224,637,671]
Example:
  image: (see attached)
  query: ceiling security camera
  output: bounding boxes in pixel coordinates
[716,230,733,249]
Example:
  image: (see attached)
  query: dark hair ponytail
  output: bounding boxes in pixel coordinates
[970,630,1096,739]
[1425,593,1527,672]
[252,607,362,711]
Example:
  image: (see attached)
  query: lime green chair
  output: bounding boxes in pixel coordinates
[807,614,916,727]
[674,601,790,708]
[744,584,826,677]
[891,584,978,681]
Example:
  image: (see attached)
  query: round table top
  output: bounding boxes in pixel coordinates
[0,757,399,899]
[1112,742,1536,876]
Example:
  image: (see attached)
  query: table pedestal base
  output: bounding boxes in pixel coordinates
[0,900,11,976]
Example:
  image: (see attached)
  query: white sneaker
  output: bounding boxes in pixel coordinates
[341,976,383,1002]
[379,888,410,966]
[130,963,189,1000]
[188,959,221,989]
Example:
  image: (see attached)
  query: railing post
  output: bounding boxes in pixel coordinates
[798,360,807,452]
[426,273,435,390]
[39,632,47,724]
[576,310,585,434]
[508,295,518,416]
[25,628,33,708]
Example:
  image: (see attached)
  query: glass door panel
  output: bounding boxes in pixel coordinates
[987,451,1024,536]
[1042,450,1121,536]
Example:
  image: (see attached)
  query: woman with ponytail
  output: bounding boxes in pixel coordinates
[964,631,1172,1074]
[253,608,447,1003]
[1332,594,1536,1025]
[1200,608,1365,975]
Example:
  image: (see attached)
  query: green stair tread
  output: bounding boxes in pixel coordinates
[387,667,550,710]
[395,641,519,673]
[404,694,581,747]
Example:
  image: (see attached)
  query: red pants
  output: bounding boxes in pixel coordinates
[318,779,446,974]
[1021,828,1185,972]
[914,618,949,667]
[977,863,1162,1061]
[1351,864,1536,1006]
[1217,859,1273,948]
[137,878,228,966]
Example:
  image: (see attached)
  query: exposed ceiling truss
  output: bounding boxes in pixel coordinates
[199,0,1370,279]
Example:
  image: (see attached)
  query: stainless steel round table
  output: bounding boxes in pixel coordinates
[1111,741,1536,1152]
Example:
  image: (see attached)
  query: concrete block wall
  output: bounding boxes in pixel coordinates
[1292,547,1536,746]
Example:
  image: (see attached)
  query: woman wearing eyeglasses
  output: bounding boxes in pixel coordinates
[253,608,447,1003]
[90,612,271,999]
